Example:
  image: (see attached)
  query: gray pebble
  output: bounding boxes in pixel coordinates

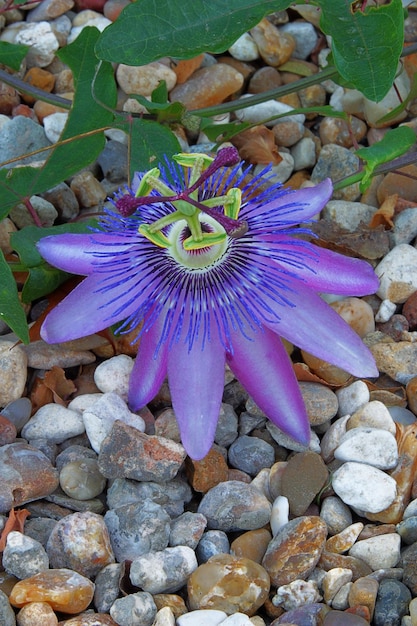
[21,340,96,369]
[24,517,57,548]
[215,403,238,447]
[391,207,417,245]
[42,182,80,222]
[106,477,192,518]
[60,458,106,500]
[280,21,318,59]
[94,562,122,613]
[238,412,266,436]
[311,144,361,201]
[21,404,85,444]
[104,500,170,562]
[110,592,157,626]
[97,139,128,182]
[228,435,275,476]
[130,546,198,594]
[55,444,98,472]
[196,530,230,563]
[373,578,412,626]
[3,531,49,578]
[322,200,376,232]
[397,516,417,545]
[320,495,352,536]
[1,397,32,433]
[0,116,51,167]
[169,512,207,549]
[0,589,16,626]
[197,480,272,532]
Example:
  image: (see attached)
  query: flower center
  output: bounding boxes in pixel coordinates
[169,215,228,269]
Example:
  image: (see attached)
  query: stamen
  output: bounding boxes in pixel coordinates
[185,147,240,195]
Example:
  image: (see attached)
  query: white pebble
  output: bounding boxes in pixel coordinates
[94,354,134,400]
[291,137,316,170]
[334,427,398,470]
[177,611,227,626]
[255,153,294,183]
[68,393,103,413]
[280,21,318,60]
[375,244,417,303]
[336,381,370,417]
[43,112,68,143]
[320,415,350,463]
[332,461,397,513]
[153,606,175,626]
[363,65,410,126]
[21,404,85,443]
[219,614,253,625]
[272,579,321,611]
[15,22,59,67]
[348,533,401,570]
[348,400,396,435]
[228,32,259,61]
[270,496,289,536]
[83,392,145,453]
[235,95,305,127]
[375,299,397,323]
[331,582,353,610]
[322,568,353,604]
[68,15,111,43]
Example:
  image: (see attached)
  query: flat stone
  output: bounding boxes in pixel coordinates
[262,516,327,586]
[326,522,364,554]
[176,610,227,626]
[347,401,396,435]
[370,340,417,384]
[94,563,122,613]
[228,435,275,476]
[169,512,207,549]
[21,340,95,369]
[322,201,376,232]
[187,554,270,616]
[230,528,272,564]
[281,451,329,516]
[197,480,272,532]
[299,382,339,426]
[98,420,186,482]
[0,116,50,167]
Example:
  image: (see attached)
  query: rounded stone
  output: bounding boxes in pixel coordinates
[375,244,417,303]
[93,355,134,400]
[230,528,272,564]
[228,32,259,61]
[323,610,370,626]
[332,462,397,514]
[336,381,370,417]
[170,64,244,109]
[249,18,295,66]
[110,592,157,626]
[3,531,49,579]
[320,496,353,536]
[130,546,197,594]
[197,480,272,532]
[9,568,94,614]
[334,428,398,470]
[228,435,275,476]
[299,382,339,425]
[331,297,375,337]
[0,415,17,445]
[46,511,115,578]
[60,458,106,500]
[373,578,412,626]
[262,516,328,587]
[187,554,270,616]
[403,290,417,330]
[116,62,177,96]
[94,563,122,613]
[347,401,396,435]
[21,404,85,444]
[349,534,401,570]
[195,530,230,564]
[15,601,58,626]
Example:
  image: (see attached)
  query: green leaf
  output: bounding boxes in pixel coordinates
[0,250,29,343]
[0,41,29,71]
[356,126,416,191]
[0,27,117,217]
[95,0,290,65]
[115,116,181,181]
[319,0,404,102]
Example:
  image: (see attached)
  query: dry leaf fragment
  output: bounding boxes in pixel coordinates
[232,126,282,165]
[0,508,30,551]
[369,194,397,229]
[307,220,390,260]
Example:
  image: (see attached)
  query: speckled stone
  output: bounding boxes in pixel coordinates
[9,568,94,614]
[348,576,378,618]
[21,403,85,444]
[0,341,28,407]
[250,18,295,66]
[59,615,118,626]
[228,435,275,476]
[400,542,417,594]
[280,451,329,515]
[262,516,327,586]
[311,144,361,201]
[318,551,372,580]
[3,531,49,579]
[326,522,364,555]
[116,61,177,96]
[0,588,16,626]
[373,578,412,626]
[94,563,122,613]
[197,480,272,532]
[15,601,58,626]
[195,530,230,564]
[130,546,198,594]
[331,462,397,514]
[375,244,417,304]
[323,610,370,625]
[110,592,157,626]
[46,511,115,578]
[169,512,207,549]
[187,554,270,616]
[299,382,339,426]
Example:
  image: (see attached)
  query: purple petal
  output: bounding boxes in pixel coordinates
[167,318,226,460]
[261,284,378,378]
[128,317,168,410]
[243,178,333,225]
[227,325,310,445]
[37,233,140,276]
[256,237,379,296]
[40,272,148,343]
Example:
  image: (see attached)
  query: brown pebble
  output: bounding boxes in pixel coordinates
[250,18,295,66]
[377,164,417,204]
[9,569,94,614]
[318,550,373,580]
[230,528,272,564]
[153,594,187,618]
[170,63,244,109]
[22,68,55,105]
[281,451,329,516]
[358,523,397,540]
[0,82,20,115]
[406,376,417,415]
[12,104,37,120]
[172,55,204,84]
[348,576,378,618]
[248,66,282,93]
[403,290,417,330]
[33,94,72,123]
[376,314,409,340]
[70,171,107,208]
[324,610,370,625]
[103,0,130,21]
[262,516,327,586]
[0,414,17,445]
[319,116,367,148]
[186,447,229,493]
